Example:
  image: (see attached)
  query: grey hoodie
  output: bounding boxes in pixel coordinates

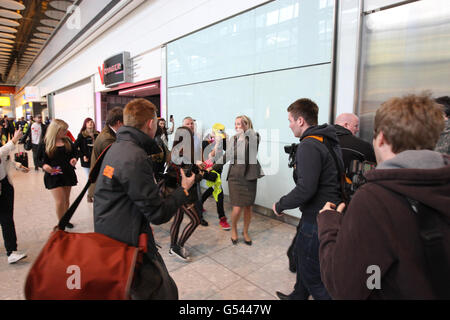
[377,150,446,170]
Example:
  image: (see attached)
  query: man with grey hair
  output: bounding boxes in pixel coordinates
[334,113,376,173]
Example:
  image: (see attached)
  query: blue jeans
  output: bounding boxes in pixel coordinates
[289,221,331,300]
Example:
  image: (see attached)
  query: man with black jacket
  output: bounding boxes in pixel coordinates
[334,113,376,172]
[272,98,343,300]
[94,98,196,299]
[20,115,47,171]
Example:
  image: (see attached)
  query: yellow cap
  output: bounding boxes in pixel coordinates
[212,123,226,139]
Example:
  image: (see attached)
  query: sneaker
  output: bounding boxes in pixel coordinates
[219,217,231,230]
[200,218,209,227]
[8,251,27,264]
[169,245,190,262]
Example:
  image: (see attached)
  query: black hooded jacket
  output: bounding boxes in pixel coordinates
[276,124,343,224]
[334,124,376,172]
[94,126,189,254]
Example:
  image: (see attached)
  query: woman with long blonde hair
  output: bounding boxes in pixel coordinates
[227,115,264,245]
[42,119,78,228]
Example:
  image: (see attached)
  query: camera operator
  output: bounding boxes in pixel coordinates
[318,93,450,299]
[273,98,343,300]
[334,113,376,170]
[94,99,196,299]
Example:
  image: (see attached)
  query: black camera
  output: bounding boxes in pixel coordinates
[284,143,299,168]
[182,164,200,177]
[348,160,376,192]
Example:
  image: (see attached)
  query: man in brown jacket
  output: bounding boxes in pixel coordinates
[87,107,123,202]
[318,93,450,299]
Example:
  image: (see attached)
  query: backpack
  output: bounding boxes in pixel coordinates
[302,135,352,205]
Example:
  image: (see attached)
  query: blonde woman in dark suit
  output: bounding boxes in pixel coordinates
[227,115,264,245]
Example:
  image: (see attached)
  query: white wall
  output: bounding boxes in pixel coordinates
[30,0,271,96]
[53,79,95,136]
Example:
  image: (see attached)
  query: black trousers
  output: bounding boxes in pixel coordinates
[31,143,40,168]
[201,187,225,219]
[0,178,17,255]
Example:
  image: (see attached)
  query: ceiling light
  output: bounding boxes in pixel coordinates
[0,43,12,48]
[50,1,73,11]
[31,38,45,43]
[0,9,21,19]
[0,32,14,38]
[0,37,13,43]
[0,0,25,11]
[0,25,15,33]
[40,19,59,27]
[45,10,65,20]
[118,84,159,95]
[0,17,19,27]
[28,43,42,48]
[34,33,50,39]
[36,26,54,34]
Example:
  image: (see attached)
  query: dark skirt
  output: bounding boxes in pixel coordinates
[228,167,257,207]
[44,168,77,190]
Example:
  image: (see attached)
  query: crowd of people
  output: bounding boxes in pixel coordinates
[0,92,449,299]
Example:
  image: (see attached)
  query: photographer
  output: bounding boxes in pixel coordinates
[94,99,196,299]
[166,126,206,261]
[318,93,450,299]
[334,113,376,171]
[273,98,343,300]
[1,129,30,264]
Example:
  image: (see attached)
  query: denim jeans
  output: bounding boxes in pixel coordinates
[289,221,331,300]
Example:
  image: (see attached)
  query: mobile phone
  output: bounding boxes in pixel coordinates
[170,115,173,121]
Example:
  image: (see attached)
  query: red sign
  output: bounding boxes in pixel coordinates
[0,86,15,94]
[98,64,105,85]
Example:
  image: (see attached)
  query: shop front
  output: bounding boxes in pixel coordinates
[95,51,162,130]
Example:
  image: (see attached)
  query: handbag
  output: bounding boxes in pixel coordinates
[24,144,149,300]
[24,137,32,151]
[14,152,28,168]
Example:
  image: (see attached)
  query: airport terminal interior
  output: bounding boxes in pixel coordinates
[0,0,449,302]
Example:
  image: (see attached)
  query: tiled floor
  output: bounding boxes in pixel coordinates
[0,149,298,300]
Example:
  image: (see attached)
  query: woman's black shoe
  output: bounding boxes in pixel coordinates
[243,234,252,246]
[276,291,290,300]
[66,223,74,229]
[231,238,238,245]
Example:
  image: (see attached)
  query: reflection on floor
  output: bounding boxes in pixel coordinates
[0,154,297,300]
